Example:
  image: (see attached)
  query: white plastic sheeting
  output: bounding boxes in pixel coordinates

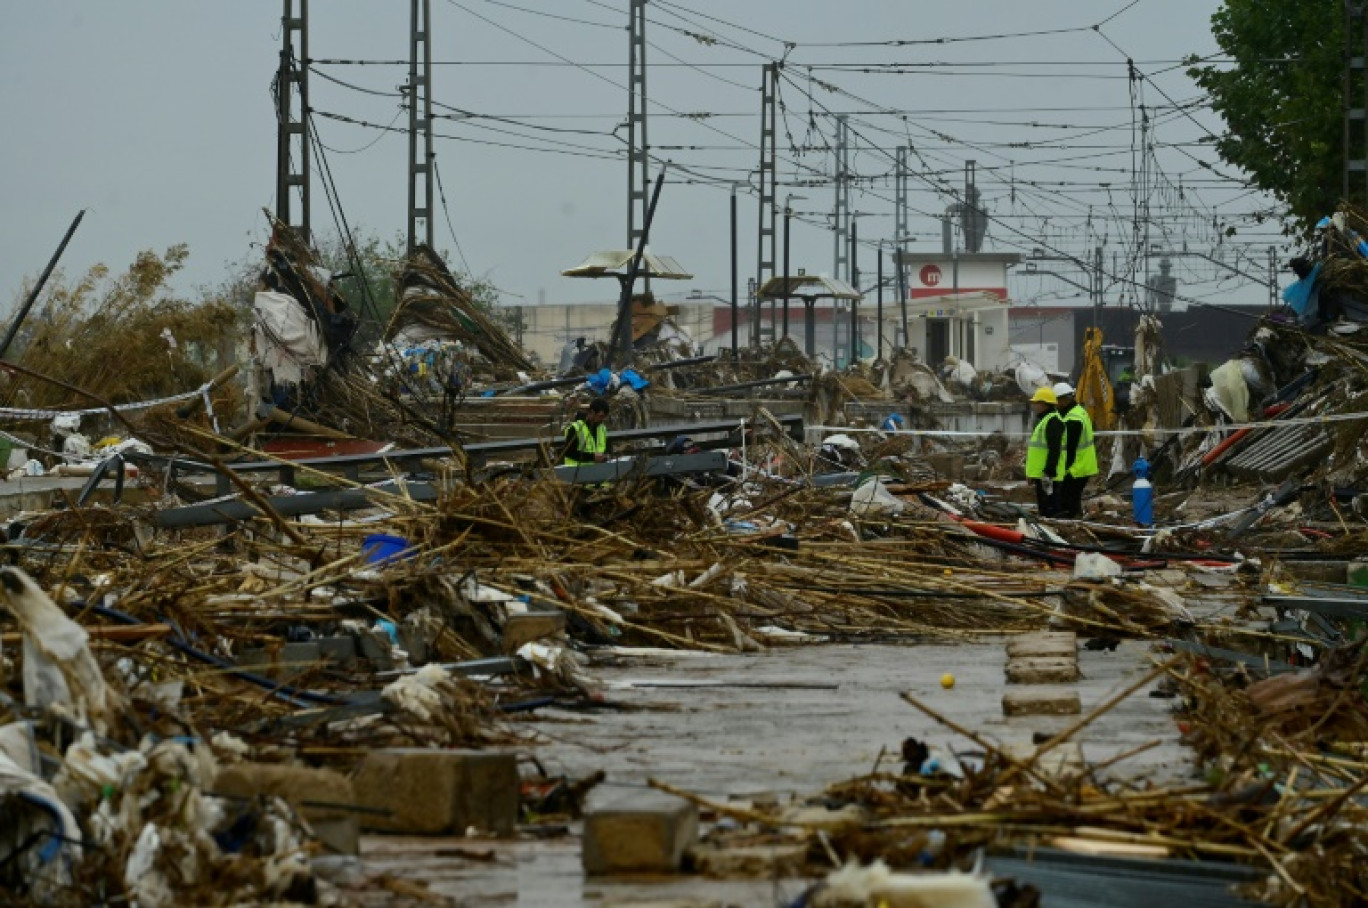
[0,567,113,731]
[252,290,326,386]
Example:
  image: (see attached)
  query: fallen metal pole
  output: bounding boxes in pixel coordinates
[0,209,85,358]
[612,164,668,364]
[686,374,813,395]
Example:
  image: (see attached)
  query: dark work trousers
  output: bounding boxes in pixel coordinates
[1034,478,1060,518]
[1059,475,1088,518]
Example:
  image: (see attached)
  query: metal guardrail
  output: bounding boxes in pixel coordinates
[152,450,732,528]
[127,415,803,495]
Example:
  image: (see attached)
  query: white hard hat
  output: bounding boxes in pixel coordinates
[1052,381,1075,397]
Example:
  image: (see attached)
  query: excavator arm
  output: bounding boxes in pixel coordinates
[1076,326,1115,432]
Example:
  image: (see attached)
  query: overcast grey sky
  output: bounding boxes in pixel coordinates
[1,1,1283,335]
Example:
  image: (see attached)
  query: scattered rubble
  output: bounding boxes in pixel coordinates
[4,209,1368,906]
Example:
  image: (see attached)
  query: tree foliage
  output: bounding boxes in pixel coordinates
[1188,0,1345,226]
[6,245,240,409]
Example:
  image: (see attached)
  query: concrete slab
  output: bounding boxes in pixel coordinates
[1005,656,1080,684]
[1006,632,1077,659]
[0,476,153,519]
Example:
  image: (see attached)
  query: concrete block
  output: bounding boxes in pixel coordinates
[352,748,518,836]
[693,842,808,879]
[582,792,698,875]
[237,641,322,680]
[1002,687,1081,717]
[213,762,359,855]
[1005,656,1080,685]
[1005,632,1077,659]
[315,635,357,666]
[502,609,567,654]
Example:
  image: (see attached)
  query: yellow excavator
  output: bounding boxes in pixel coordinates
[1075,326,1116,432]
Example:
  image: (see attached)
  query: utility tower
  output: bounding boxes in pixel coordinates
[961,160,986,253]
[832,115,851,281]
[407,0,435,255]
[1346,1,1368,204]
[627,0,649,254]
[275,0,310,237]
[755,62,779,344]
[894,145,910,308]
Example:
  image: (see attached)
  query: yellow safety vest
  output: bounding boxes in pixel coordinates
[1025,412,1062,480]
[1061,406,1098,478]
[563,419,607,466]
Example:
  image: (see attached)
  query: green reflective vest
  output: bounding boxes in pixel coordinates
[564,419,607,466]
[1061,406,1098,478]
[1025,412,1062,480]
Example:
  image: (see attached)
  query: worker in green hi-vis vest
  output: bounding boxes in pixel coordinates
[1053,381,1098,518]
[1024,386,1064,519]
[561,397,610,466]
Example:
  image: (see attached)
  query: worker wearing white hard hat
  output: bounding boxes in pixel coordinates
[1024,387,1064,518]
[1052,382,1097,517]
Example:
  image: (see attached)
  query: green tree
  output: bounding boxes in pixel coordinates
[1188,0,1345,226]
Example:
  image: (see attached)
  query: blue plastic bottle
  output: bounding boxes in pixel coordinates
[1132,456,1153,526]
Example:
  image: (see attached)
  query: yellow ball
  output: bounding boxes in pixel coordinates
[940,673,956,689]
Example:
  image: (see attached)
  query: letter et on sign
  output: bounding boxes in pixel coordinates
[919,264,943,287]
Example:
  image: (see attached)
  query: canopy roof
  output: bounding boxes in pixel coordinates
[756,274,861,300]
[561,250,692,280]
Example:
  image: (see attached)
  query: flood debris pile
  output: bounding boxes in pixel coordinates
[386,245,533,383]
[0,566,323,907]
[0,426,1088,903]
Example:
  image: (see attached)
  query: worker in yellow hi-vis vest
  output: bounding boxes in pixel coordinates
[1024,386,1064,518]
[561,397,610,466]
[1053,381,1098,518]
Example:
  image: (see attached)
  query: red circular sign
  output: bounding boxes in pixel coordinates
[919,264,943,286]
